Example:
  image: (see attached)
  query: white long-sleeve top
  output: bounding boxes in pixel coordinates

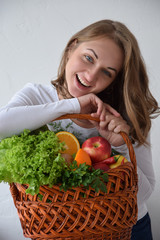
[0,83,155,220]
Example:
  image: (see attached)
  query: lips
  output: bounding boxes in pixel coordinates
[76,74,90,87]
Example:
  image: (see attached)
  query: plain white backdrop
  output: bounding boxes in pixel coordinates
[0,0,160,239]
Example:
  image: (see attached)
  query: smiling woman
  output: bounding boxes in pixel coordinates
[0,19,159,240]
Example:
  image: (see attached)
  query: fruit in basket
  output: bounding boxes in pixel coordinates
[56,131,80,155]
[109,155,128,169]
[82,136,111,163]
[100,155,120,165]
[93,162,110,171]
[74,148,92,167]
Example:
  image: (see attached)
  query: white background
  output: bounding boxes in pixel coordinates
[0,0,160,239]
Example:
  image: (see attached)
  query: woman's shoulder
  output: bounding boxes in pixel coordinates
[24,82,56,94]
[18,82,58,103]
[1,82,58,107]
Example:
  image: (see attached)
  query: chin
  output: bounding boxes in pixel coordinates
[68,89,84,98]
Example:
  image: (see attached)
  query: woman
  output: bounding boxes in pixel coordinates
[0,20,159,239]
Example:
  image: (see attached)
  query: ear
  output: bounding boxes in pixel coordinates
[69,38,78,48]
[68,39,78,56]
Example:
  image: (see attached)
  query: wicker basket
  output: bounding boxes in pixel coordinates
[10,114,138,240]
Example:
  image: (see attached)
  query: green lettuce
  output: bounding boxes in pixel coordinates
[0,129,66,195]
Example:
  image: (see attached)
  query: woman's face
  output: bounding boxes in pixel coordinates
[65,37,124,98]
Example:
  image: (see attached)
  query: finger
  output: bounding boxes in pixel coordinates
[99,118,111,130]
[114,124,130,134]
[99,106,108,121]
[104,103,120,117]
[107,119,117,131]
[91,109,106,122]
[91,112,99,118]
[94,98,104,117]
[99,113,115,129]
[89,119,100,128]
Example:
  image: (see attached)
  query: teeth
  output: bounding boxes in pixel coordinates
[77,75,90,87]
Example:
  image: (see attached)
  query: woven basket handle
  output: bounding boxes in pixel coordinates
[55,113,137,173]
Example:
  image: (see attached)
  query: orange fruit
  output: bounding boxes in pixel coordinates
[75,149,92,167]
[56,131,80,155]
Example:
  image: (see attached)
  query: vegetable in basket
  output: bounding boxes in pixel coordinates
[0,129,109,195]
[0,129,66,195]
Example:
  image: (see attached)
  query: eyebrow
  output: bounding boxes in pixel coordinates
[107,67,117,74]
[87,48,98,59]
[87,48,117,74]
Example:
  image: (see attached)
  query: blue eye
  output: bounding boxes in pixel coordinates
[103,69,111,78]
[85,55,93,63]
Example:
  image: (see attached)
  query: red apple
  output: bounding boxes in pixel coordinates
[93,162,110,171]
[82,136,111,163]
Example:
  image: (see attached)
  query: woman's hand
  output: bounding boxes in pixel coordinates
[78,93,130,146]
[91,109,130,146]
[78,93,107,118]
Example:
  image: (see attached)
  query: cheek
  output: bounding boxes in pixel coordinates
[98,78,114,90]
[65,60,74,80]
[66,57,83,77]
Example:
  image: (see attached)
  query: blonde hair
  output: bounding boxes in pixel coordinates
[52,19,160,145]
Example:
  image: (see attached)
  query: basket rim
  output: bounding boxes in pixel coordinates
[12,159,137,205]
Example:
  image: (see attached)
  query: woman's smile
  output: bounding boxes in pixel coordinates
[76,74,91,87]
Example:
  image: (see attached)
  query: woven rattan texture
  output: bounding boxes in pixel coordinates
[31,229,132,240]
[10,114,138,240]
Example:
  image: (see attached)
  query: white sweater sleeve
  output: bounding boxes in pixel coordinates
[134,135,156,207]
[0,83,81,139]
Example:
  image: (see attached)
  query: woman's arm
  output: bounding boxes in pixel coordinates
[0,83,81,139]
[0,100,81,139]
[0,84,108,140]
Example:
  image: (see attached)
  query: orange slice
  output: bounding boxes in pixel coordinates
[56,131,80,155]
[75,149,92,167]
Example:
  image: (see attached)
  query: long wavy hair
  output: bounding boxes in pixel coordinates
[52,19,160,145]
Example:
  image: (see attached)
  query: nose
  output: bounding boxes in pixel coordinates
[85,67,99,83]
